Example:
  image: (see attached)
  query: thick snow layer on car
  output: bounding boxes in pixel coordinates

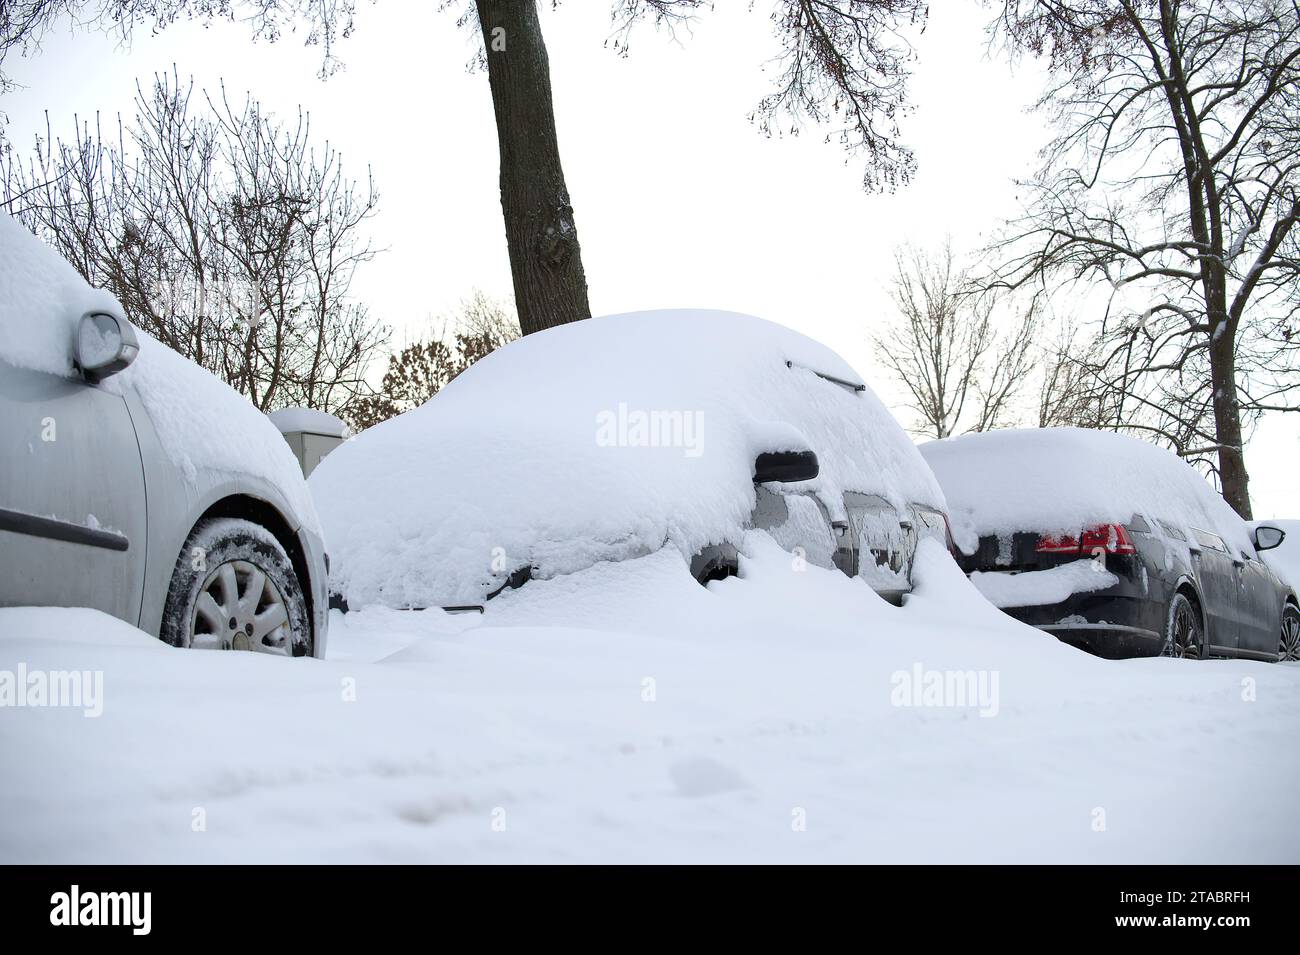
[2,539,1297,863]
[112,337,320,535]
[0,213,318,535]
[921,428,1253,557]
[1253,519,1300,592]
[0,213,121,378]
[310,309,944,608]
[969,560,1119,609]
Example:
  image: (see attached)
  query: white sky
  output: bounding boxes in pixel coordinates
[4,0,1296,517]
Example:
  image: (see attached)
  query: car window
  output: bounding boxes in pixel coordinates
[1156,519,1187,542]
[751,486,837,571]
[1191,528,1228,553]
[912,506,946,532]
[1127,514,1151,534]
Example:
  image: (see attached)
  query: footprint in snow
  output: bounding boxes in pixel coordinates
[668,756,748,798]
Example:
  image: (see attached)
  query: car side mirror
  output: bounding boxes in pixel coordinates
[753,449,819,484]
[1253,525,1285,551]
[76,311,139,381]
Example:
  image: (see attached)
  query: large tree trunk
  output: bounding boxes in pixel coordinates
[476,0,591,336]
[1209,330,1252,521]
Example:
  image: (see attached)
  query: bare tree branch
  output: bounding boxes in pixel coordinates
[1,69,388,417]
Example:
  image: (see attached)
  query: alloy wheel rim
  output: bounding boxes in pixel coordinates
[1168,601,1200,659]
[1281,614,1300,662]
[190,559,292,654]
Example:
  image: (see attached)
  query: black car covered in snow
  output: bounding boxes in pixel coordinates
[921,428,1299,662]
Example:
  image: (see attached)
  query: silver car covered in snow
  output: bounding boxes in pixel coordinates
[0,214,327,656]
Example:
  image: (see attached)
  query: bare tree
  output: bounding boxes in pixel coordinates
[454,287,522,365]
[1035,319,1125,430]
[3,1,931,335]
[872,241,1038,438]
[2,71,387,417]
[0,1,357,88]
[346,290,520,431]
[751,0,926,192]
[972,299,1038,433]
[985,0,1300,518]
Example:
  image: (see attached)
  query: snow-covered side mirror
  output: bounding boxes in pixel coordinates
[754,449,819,484]
[76,311,139,381]
[1254,525,1285,552]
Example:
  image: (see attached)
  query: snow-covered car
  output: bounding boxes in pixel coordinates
[921,428,1299,662]
[311,309,950,609]
[0,213,327,657]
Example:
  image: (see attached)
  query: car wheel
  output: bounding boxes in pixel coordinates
[161,517,311,656]
[1162,592,1203,659]
[1280,606,1300,663]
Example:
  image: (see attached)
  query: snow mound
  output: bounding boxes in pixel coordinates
[921,428,1253,556]
[0,213,318,535]
[0,607,165,650]
[969,560,1119,609]
[310,310,944,608]
[5,546,1299,863]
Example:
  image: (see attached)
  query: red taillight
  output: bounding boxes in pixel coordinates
[1081,523,1136,555]
[1035,533,1081,554]
[1036,524,1135,556]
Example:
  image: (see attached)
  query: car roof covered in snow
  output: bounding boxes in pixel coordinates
[920,427,1253,556]
[309,309,944,608]
[0,212,319,534]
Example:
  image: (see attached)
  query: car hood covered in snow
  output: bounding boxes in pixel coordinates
[310,309,944,608]
[921,427,1253,557]
[0,212,319,534]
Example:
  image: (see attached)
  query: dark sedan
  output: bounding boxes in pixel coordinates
[922,428,1299,662]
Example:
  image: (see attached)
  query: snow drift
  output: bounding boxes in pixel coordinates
[4,541,1299,864]
[969,561,1119,609]
[310,310,944,608]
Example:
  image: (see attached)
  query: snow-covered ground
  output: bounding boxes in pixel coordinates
[2,536,1296,864]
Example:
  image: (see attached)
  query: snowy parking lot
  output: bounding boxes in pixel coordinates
[3,538,1297,864]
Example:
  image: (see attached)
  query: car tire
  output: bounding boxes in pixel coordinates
[1280,605,1300,663]
[1162,591,1204,659]
[160,517,312,656]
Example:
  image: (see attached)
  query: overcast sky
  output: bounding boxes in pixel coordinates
[4,1,1296,516]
